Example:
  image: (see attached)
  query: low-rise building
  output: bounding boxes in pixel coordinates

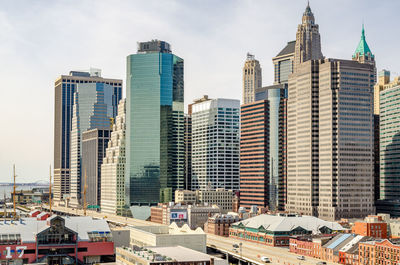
[359,239,400,264]
[174,189,233,213]
[204,213,240,237]
[0,215,114,264]
[12,187,49,205]
[150,203,220,229]
[229,213,344,247]
[116,246,227,265]
[125,223,206,253]
[289,235,333,258]
[352,216,387,239]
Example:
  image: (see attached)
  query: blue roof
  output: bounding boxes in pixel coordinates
[328,234,352,249]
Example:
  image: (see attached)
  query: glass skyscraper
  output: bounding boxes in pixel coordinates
[126,40,184,208]
[53,70,122,203]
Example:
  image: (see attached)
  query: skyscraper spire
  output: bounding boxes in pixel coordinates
[294,2,323,71]
[352,23,376,82]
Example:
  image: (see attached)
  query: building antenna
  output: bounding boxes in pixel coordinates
[13,164,17,219]
[49,165,52,215]
[83,168,87,216]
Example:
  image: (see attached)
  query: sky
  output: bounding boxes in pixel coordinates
[0,0,399,182]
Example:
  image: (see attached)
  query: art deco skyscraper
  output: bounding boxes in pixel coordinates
[126,40,184,215]
[293,3,323,72]
[243,53,262,104]
[101,99,128,216]
[53,70,122,203]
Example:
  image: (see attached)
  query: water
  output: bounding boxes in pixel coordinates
[0,185,47,198]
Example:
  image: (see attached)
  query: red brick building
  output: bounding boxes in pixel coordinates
[352,220,387,239]
[204,214,239,237]
[289,236,332,259]
[239,100,269,209]
[359,239,400,265]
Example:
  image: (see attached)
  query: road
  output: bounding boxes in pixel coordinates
[43,205,338,265]
[207,234,339,265]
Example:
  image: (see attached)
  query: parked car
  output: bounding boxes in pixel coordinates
[232,244,239,248]
[316,262,327,265]
[261,257,271,263]
[297,256,305,260]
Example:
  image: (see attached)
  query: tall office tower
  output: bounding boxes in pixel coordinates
[53,70,122,203]
[317,59,375,220]
[272,41,295,84]
[81,128,111,207]
[372,70,390,201]
[293,3,323,72]
[379,77,400,203]
[101,99,129,216]
[184,114,192,190]
[286,60,320,216]
[69,83,117,207]
[240,100,269,210]
[191,97,240,191]
[243,53,262,104]
[126,40,184,212]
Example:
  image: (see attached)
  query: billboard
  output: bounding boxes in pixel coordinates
[170,211,187,220]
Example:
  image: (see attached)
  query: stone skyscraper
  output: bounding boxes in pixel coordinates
[126,40,184,218]
[293,3,323,72]
[53,70,122,203]
[101,99,129,216]
[243,53,262,104]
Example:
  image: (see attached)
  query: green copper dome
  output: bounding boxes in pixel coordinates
[353,24,374,58]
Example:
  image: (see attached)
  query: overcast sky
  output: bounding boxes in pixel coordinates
[0,0,399,182]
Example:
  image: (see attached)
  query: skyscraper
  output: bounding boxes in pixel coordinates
[293,3,323,72]
[379,77,400,201]
[126,40,184,211]
[184,114,192,190]
[81,128,111,207]
[53,70,122,203]
[70,82,117,207]
[240,99,269,210]
[286,60,320,216]
[191,97,240,191]
[317,59,375,220]
[243,53,262,104]
[272,41,295,84]
[100,99,129,216]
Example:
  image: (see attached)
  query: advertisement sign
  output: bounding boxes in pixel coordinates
[170,211,187,220]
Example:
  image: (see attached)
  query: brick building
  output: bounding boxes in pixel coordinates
[204,214,240,237]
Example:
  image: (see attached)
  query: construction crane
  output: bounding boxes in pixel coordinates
[12,165,17,219]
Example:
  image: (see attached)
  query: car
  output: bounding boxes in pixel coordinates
[297,256,305,260]
[316,262,327,265]
[232,244,240,248]
[260,257,271,263]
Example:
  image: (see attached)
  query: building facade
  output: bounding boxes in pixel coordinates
[53,69,122,203]
[126,40,184,209]
[101,99,129,216]
[81,128,111,207]
[272,41,295,85]
[242,53,262,104]
[191,97,240,191]
[239,100,269,210]
[70,82,117,207]
[184,114,192,190]
[379,79,400,201]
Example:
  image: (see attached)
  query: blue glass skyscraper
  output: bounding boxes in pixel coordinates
[126,40,184,213]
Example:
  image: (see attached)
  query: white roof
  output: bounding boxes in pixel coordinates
[233,214,344,233]
[0,215,111,243]
[339,235,364,252]
[147,246,215,262]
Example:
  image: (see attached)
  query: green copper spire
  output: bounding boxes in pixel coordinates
[353,24,374,58]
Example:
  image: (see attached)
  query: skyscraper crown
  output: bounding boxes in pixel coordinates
[302,1,315,24]
[353,24,374,59]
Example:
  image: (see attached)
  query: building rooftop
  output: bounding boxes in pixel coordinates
[275,41,296,57]
[0,215,111,243]
[233,214,344,233]
[353,24,374,58]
